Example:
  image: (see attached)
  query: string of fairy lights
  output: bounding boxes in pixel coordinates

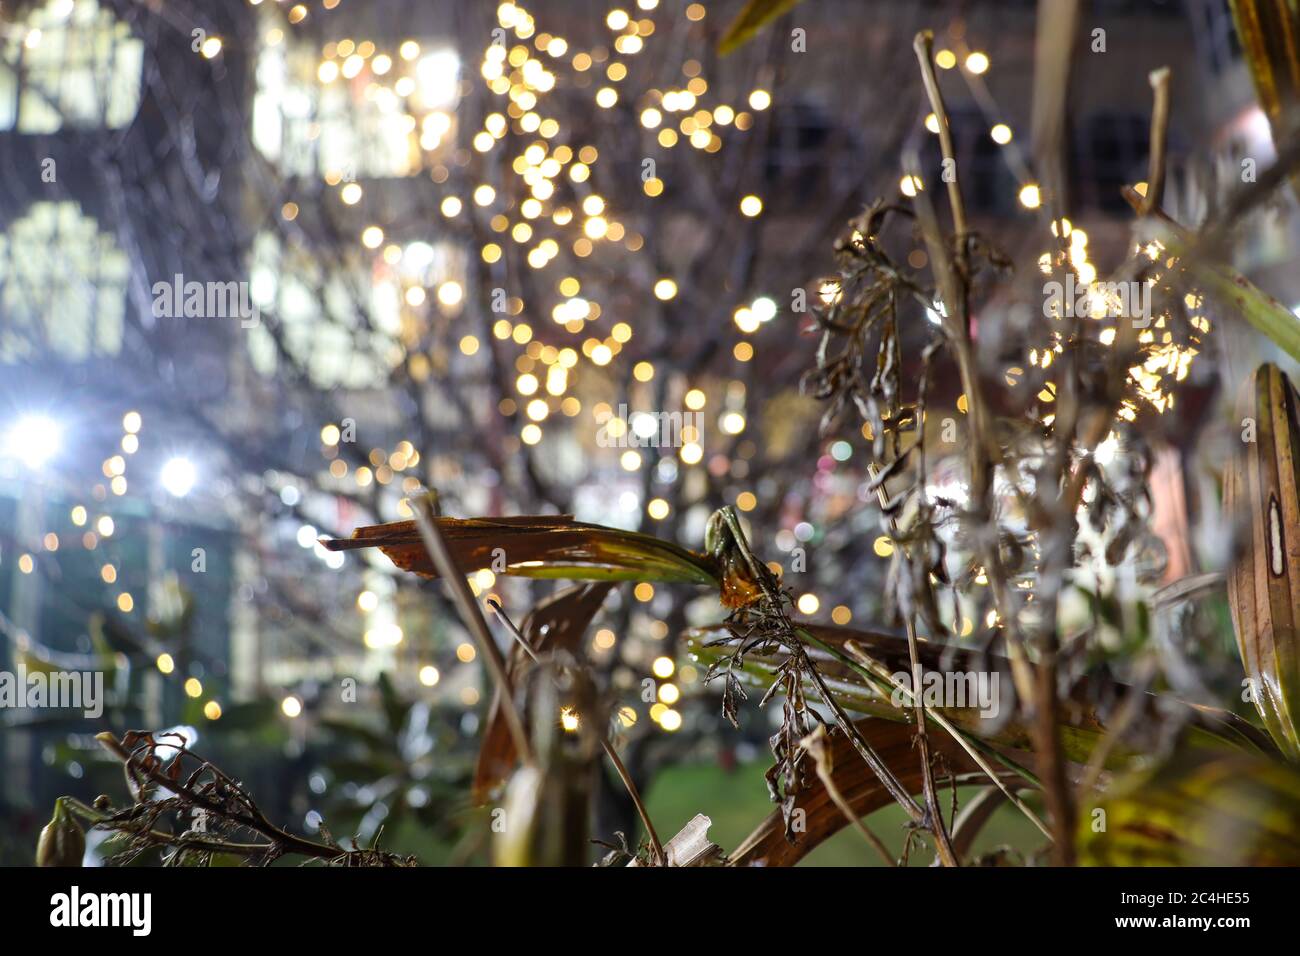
[276,1,775,733]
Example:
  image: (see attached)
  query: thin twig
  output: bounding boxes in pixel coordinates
[864,462,959,865]
[906,38,1037,713]
[1140,67,1171,216]
[913,31,967,244]
[411,500,534,766]
[715,509,934,836]
[94,733,352,862]
[799,725,897,866]
[838,639,1053,842]
[600,738,665,866]
[486,597,541,664]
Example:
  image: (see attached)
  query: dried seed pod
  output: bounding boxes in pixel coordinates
[36,799,85,867]
[1225,362,1300,760]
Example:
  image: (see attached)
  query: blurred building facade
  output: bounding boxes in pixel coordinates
[0,0,1291,824]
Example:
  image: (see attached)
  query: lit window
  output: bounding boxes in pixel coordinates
[245,232,464,388]
[0,201,127,361]
[252,26,459,179]
[0,0,143,133]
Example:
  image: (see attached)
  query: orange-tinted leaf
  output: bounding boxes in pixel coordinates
[323,515,719,587]
[729,718,997,866]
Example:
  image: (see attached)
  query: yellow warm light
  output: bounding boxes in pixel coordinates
[734,307,759,334]
[438,281,464,306]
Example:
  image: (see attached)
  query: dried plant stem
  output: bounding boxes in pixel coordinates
[799,726,896,866]
[412,500,534,766]
[487,596,665,865]
[908,33,1037,710]
[1030,653,1074,864]
[1023,391,1095,869]
[836,638,1053,841]
[600,738,665,866]
[799,646,935,837]
[714,509,941,853]
[1029,0,1080,223]
[62,798,297,860]
[1140,67,1171,215]
[94,733,349,862]
[950,785,1025,860]
[1028,61,1174,866]
[913,31,967,244]
[864,462,959,864]
[901,618,960,865]
[486,597,541,664]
